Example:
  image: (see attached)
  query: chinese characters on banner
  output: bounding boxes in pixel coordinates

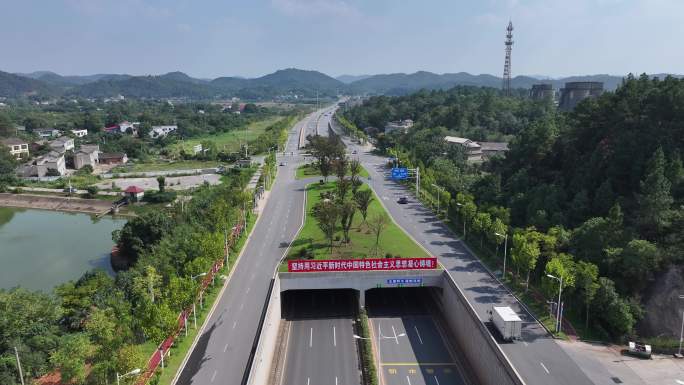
[287,257,437,272]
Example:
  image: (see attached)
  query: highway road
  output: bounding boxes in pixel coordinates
[366,288,469,385]
[324,110,596,385]
[175,109,325,385]
[280,290,361,385]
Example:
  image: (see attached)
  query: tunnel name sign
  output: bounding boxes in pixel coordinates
[287,257,437,272]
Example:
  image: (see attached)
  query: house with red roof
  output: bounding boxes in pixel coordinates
[124,185,145,202]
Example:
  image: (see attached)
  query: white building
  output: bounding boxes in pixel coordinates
[118,121,140,135]
[71,129,88,138]
[21,151,66,177]
[384,119,414,134]
[1,138,29,159]
[149,125,178,138]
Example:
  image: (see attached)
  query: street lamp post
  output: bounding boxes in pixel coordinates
[678,294,684,356]
[431,184,445,217]
[455,202,466,238]
[495,232,508,278]
[116,368,141,385]
[547,274,564,333]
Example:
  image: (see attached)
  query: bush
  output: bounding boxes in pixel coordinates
[12,187,22,194]
[75,165,93,175]
[297,247,314,260]
[143,191,177,203]
[85,186,99,198]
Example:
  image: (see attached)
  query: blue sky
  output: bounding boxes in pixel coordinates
[1,0,682,78]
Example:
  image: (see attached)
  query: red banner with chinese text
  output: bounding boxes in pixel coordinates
[287,257,437,272]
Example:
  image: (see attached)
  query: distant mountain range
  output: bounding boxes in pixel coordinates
[1,68,681,100]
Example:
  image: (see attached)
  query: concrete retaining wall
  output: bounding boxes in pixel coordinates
[246,276,282,385]
[280,270,443,307]
[436,271,526,385]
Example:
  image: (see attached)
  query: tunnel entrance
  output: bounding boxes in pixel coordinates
[281,289,359,320]
[365,287,440,316]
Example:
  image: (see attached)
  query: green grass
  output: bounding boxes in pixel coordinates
[295,163,370,180]
[169,117,284,156]
[151,213,258,385]
[284,181,428,269]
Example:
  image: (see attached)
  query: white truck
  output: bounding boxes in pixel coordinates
[489,306,522,341]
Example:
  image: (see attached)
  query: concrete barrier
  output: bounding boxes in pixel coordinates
[246,276,282,385]
[436,271,526,385]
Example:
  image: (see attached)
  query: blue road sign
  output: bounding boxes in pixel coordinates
[391,167,408,180]
[387,278,422,285]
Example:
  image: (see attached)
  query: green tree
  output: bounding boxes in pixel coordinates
[575,261,599,329]
[472,212,492,247]
[511,230,541,290]
[0,147,17,185]
[133,266,162,303]
[618,239,660,293]
[354,189,373,224]
[637,147,673,234]
[543,253,576,300]
[49,333,92,385]
[313,199,340,252]
[592,277,637,338]
[0,112,14,137]
[461,201,477,239]
[489,218,507,256]
[349,159,362,193]
[115,345,146,384]
[157,175,166,193]
[339,199,357,243]
[369,213,390,256]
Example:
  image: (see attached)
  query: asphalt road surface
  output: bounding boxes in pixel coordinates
[281,290,361,385]
[367,288,468,385]
[175,109,326,385]
[324,111,596,385]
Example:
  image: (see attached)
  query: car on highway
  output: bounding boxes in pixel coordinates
[397,196,409,204]
[351,150,357,154]
[279,162,287,166]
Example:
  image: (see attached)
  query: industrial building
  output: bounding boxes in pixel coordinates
[559,81,604,111]
[530,83,554,101]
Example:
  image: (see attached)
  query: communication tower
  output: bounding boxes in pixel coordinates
[503,21,514,96]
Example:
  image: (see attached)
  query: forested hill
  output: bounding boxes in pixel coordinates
[0,68,344,100]
[342,75,684,340]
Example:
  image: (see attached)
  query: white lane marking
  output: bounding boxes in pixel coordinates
[540,362,550,374]
[406,375,412,385]
[392,325,400,345]
[433,376,441,385]
[335,377,338,385]
[523,341,529,347]
[223,344,228,352]
[246,287,250,294]
[333,326,337,347]
[310,327,313,348]
[307,378,310,385]
[414,325,423,345]
[211,370,217,382]
[240,303,244,310]
[232,321,237,329]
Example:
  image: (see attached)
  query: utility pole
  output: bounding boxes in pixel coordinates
[14,347,25,385]
[415,167,420,197]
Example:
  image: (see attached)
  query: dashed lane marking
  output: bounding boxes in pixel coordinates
[540,362,550,374]
[210,370,217,382]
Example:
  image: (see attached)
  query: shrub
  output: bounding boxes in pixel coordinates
[143,191,177,204]
[85,186,99,198]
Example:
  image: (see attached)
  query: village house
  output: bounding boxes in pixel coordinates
[2,138,30,159]
[74,144,100,169]
[99,152,128,165]
[71,129,88,138]
[444,136,483,162]
[384,119,414,134]
[49,137,75,153]
[20,151,66,177]
[149,125,178,138]
[478,142,510,159]
[34,128,61,138]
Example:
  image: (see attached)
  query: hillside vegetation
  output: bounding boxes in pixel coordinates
[343,74,684,341]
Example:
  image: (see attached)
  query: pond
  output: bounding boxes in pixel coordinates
[0,207,127,292]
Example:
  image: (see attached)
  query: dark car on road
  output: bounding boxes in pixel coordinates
[397,196,409,204]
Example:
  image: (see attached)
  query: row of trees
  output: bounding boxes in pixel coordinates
[305,135,387,256]
[0,169,255,385]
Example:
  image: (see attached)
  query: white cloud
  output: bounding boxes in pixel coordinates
[270,0,362,18]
